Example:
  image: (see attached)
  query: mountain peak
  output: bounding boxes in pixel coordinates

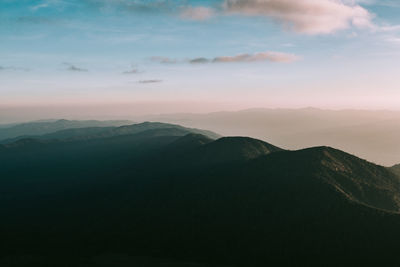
[186,136,283,165]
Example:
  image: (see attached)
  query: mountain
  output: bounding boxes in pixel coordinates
[0,119,133,141]
[1,127,400,266]
[0,121,220,144]
[391,164,400,176]
[103,121,220,140]
[136,108,400,166]
[172,136,283,166]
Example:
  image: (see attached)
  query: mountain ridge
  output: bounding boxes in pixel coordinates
[1,124,400,265]
[0,119,133,141]
[0,121,221,146]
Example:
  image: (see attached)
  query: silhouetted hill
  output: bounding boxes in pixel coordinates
[1,128,400,266]
[0,119,133,141]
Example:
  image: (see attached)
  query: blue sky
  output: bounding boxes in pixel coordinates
[1,0,400,112]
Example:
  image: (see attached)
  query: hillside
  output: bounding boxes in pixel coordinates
[0,119,133,141]
[0,121,220,145]
[391,164,400,176]
[1,128,400,266]
[171,136,284,166]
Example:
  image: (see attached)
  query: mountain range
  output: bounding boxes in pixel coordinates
[0,119,133,141]
[137,108,400,166]
[1,121,400,266]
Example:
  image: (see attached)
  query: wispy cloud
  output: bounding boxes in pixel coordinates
[212,51,299,63]
[189,58,210,64]
[122,65,141,74]
[138,79,163,84]
[361,0,400,8]
[379,25,400,32]
[0,66,30,72]
[150,56,177,64]
[62,63,88,72]
[153,51,299,65]
[123,69,139,74]
[30,3,49,11]
[30,0,74,12]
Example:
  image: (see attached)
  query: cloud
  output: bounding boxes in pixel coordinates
[123,68,140,74]
[151,51,298,65]
[30,3,49,11]
[63,63,88,72]
[33,0,376,35]
[189,57,210,64]
[213,51,299,63]
[150,56,177,64]
[180,6,215,21]
[366,0,400,8]
[0,66,30,72]
[186,51,299,64]
[138,79,163,83]
[379,25,400,32]
[222,0,374,34]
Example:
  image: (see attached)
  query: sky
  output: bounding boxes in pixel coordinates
[1,0,400,114]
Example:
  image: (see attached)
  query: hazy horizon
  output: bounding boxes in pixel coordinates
[2,104,400,124]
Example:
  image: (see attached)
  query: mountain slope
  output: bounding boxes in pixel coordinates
[391,164,400,176]
[0,121,220,146]
[1,130,400,266]
[0,119,133,141]
[174,136,283,166]
[248,146,400,212]
[108,122,220,140]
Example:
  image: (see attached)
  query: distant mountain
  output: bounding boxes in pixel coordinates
[1,127,400,266]
[137,108,400,166]
[0,121,220,144]
[0,119,133,141]
[103,121,220,140]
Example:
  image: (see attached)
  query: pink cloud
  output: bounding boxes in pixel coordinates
[180,6,215,21]
[223,0,374,34]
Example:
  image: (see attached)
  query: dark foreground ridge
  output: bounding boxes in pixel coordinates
[1,122,400,266]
